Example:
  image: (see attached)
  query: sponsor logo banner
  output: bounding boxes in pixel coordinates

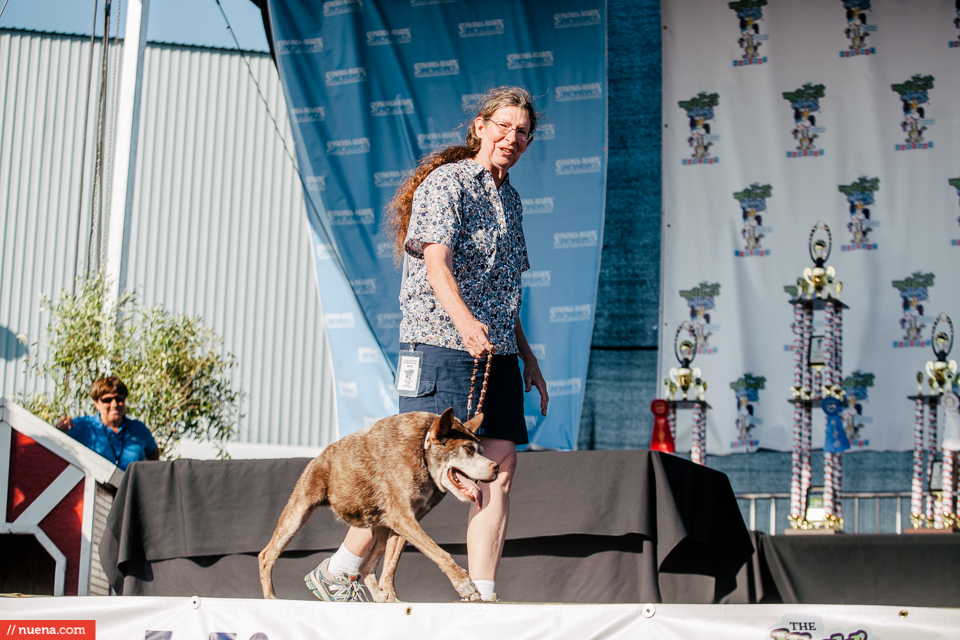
[305,175,325,192]
[371,99,414,116]
[554,231,598,248]
[536,123,555,140]
[367,28,411,46]
[459,20,504,38]
[324,0,363,16]
[417,131,462,150]
[338,380,359,397]
[522,270,552,287]
[549,305,592,322]
[326,138,371,155]
[377,313,402,328]
[556,157,602,174]
[276,38,324,54]
[414,59,460,78]
[358,347,380,363]
[547,378,583,396]
[351,278,376,294]
[325,67,367,86]
[554,10,602,28]
[507,51,554,69]
[374,170,412,187]
[522,197,554,214]
[328,208,375,225]
[556,83,602,101]
[292,106,325,122]
[325,312,356,329]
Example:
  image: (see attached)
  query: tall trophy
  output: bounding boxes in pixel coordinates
[907,313,960,530]
[784,221,848,531]
[651,321,709,464]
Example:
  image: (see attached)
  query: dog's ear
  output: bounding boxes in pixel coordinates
[425,407,456,449]
[463,412,484,434]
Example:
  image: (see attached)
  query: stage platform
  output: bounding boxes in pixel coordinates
[98,450,960,607]
[1,596,957,640]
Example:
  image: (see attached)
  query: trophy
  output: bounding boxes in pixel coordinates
[785,221,848,531]
[652,322,709,464]
[909,313,960,529]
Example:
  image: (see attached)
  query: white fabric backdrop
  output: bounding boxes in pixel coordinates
[661,0,960,454]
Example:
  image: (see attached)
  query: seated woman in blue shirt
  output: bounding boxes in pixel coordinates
[55,376,159,470]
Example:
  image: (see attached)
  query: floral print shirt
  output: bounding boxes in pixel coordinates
[400,158,530,354]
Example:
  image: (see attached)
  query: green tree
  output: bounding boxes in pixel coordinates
[17,271,242,458]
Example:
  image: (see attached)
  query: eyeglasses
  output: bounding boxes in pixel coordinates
[486,119,534,144]
[98,395,127,405]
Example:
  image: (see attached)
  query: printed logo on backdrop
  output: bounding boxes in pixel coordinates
[328,208,374,225]
[293,106,325,122]
[325,312,356,329]
[892,272,935,348]
[554,10,601,29]
[367,29,411,46]
[358,347,380,363]
[734,184,772,257]
[522,270,551,287]
[374,170,412,188]
[547,378,582,396]
[459,20,504,38]
[371,99,414,116]
[950,176,960,246]
[770,625,869,640]
[376,241,394,260]
[839,177,879,251]
[377,312,401,329]
[840,0,876,56]
[507,51,554,69]
[412,0,454,5]
[414,59,460,78]
[276,37,323,54]
[326,67,367,86]
[529,343,546,360]
[536,123,555,140]
[556,157,601,175]
[556,83,602,101]
[729,0,768,66]
[679,282,720,354]
[351,278,376,294]
[891,74,935,151]
[554,230,598,248]
[306,175,326,192]
[730,373,765,451]
[324,0,363,17]
[327,138,370,155]
[522,197,554,214]
[314,242,335,260]
[679,92,719,165]
[418,132,462,151]
[783,84,825,158]
[549,305,591,322]
[842,371,875,448]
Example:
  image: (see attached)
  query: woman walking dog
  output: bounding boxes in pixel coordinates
[305,86,550,603]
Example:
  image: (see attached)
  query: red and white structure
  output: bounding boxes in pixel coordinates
[1,398,123,595]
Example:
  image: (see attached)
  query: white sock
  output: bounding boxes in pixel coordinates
[328,544,364,576]
[473,579,496,599]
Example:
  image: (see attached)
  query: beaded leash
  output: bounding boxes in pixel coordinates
[466,352,493,419]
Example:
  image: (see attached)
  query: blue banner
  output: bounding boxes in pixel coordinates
[268,0,607,448]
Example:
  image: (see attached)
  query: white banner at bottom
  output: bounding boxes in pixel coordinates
[1,597,957,640]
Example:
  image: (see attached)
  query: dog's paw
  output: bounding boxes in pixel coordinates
[458,583,483,602]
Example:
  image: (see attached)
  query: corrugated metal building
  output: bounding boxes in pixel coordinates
[0,28,337,450]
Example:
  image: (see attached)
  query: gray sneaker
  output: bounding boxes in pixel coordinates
[304,558,371,602]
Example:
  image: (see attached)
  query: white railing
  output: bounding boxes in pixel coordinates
[735,491,914,534]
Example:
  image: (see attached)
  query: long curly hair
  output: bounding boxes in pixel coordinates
[385,86,540,264]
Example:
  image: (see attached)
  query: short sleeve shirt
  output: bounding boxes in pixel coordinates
[67,414,158,470]
[400,158,530,354]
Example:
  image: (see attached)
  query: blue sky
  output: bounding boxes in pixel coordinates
[0,0,270,51]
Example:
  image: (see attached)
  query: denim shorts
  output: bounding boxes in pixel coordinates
[398,343,528,445]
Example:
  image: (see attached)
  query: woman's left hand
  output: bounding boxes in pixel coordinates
[521,353,549,416]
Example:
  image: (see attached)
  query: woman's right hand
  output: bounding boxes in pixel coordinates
[458,318,495,358]
[55,415,73,432]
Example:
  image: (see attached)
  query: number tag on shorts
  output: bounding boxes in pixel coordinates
[396,349,424,397]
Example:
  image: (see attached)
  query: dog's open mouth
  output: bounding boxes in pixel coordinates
[449,468,483,509]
